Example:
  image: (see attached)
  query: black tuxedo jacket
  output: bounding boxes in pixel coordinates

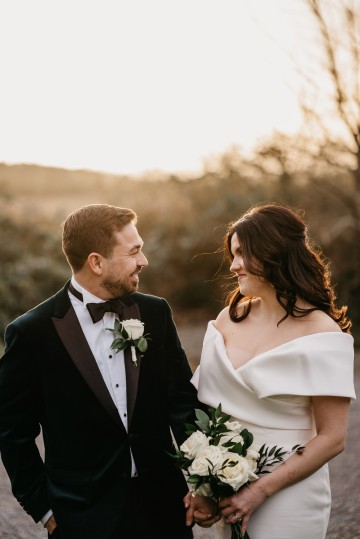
[0,282,201,538]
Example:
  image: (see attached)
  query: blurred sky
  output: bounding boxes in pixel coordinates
[0,0,316,175]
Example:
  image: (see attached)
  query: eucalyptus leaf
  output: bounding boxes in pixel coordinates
[195,408,210,425]
[111,340,127,351]
[137,337,148,352]
[195,420,210,433]
[113,319,122,331]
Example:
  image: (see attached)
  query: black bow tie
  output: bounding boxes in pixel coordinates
[86,298,126,323]
[68,283,126,323]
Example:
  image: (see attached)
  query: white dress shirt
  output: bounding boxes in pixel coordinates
[69,278,129,426]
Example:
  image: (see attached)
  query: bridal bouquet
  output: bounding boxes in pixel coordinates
[172,404,303,539]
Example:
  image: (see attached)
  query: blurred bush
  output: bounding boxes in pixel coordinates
[0,150,359,344]
[0,207,69,336]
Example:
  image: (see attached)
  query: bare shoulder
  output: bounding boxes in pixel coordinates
[214,307,230,331]
[304,309,341,334]
[214,300,252,331]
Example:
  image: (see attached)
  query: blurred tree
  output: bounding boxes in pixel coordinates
[299,0,360,329]
[0,160,359,341]
[299,0,360,198]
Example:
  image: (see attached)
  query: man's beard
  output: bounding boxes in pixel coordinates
[100,276,137,298]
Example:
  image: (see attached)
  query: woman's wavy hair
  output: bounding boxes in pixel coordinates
[225,204,351,333]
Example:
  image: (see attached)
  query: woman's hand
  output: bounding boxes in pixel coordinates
[219,482,267,535]
[184,491,221,528]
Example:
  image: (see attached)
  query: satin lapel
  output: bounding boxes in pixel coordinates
[52,306,125,432]
[121,300,142,425]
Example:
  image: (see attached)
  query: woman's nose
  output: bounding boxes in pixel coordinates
[230,255,243,272]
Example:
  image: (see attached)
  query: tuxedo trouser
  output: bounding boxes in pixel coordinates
[122,475,194,539]
[48,476,193,539]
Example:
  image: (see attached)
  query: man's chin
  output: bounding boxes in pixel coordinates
[127,283,139,295]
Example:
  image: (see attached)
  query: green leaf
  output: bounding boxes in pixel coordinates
[194,409,210,432]
[241,430,254,448]
[222,440,236,447]
[111,339,127,351]
[195,408,210,424]
[137,337,148,352]
[218,414,231,424]
[121,326,129,339]
[216,424,230,434]
[214,404,223,420]
[187,475,202,484]
[231,442,244,456]
[195,420,210,433]
[113,319,122,331]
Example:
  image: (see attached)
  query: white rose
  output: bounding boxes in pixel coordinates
[180,431,210,459]
[246,448,260,476]
[218,433,244,452]
[121,319,144,340]
[219,453,251,491]
[224,420,243,433]
[189,446,224,476]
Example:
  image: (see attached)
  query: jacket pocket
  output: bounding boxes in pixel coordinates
[46,467,94,507]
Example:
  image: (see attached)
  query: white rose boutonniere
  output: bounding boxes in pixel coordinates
[107,318,150,367]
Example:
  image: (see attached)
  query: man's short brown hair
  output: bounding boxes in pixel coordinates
[62,204,137,272]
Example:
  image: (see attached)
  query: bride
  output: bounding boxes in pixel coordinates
[190,204,355,539]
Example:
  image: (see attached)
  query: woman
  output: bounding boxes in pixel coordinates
[191,204,356,539]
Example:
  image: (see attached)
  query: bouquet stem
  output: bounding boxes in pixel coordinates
[231,522,250,539]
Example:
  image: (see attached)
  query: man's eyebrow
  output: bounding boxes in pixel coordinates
[129,242,143,251]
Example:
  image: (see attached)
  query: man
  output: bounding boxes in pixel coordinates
[0,204,213,538]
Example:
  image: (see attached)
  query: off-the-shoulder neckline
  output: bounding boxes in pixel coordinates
[209,321,352,372]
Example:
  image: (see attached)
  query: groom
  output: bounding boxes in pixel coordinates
[0,204,213,538]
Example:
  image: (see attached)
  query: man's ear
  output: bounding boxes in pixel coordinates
[87,252,104,275]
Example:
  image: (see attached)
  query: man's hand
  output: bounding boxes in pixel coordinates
[44,515,57,535]
[184,491,220,528]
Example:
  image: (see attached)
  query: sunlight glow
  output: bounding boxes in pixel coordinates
[0,0,311,174]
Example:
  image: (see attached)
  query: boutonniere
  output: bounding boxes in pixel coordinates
[107,318,150,367]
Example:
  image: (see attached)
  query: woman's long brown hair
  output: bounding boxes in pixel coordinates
[225,204,351,333]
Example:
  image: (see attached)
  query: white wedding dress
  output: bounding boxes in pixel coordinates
[191,322,356,539]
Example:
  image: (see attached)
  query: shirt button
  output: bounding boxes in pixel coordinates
[124,413,127,417]
[109,355,113,359]
[115,384,119,388]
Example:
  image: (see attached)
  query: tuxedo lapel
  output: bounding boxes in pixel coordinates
[52,300,125,432]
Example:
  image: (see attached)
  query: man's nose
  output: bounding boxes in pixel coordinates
[139,252,149,267]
